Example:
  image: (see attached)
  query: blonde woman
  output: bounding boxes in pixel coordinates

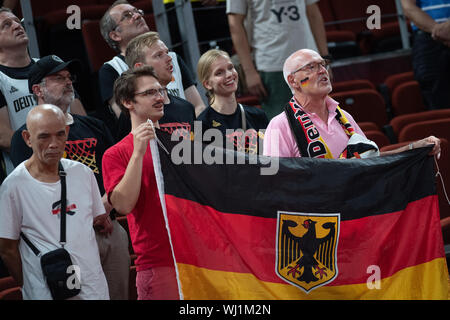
[197,49,268,154]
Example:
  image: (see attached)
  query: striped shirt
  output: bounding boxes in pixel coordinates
[412,0,450,30]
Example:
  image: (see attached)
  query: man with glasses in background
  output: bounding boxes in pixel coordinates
[0,7,87,183]
[99,0,204,140]
[102,66,180,300]
[263,49,441,159]
[9,55,131,300]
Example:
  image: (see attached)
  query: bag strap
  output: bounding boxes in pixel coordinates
[239,104,247,131]
[20,232,40,257]
[20,161,67,255]
[58,161,67,247]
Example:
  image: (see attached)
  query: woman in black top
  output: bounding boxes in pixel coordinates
[197,49,268,154]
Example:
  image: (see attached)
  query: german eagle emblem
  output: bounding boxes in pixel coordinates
[276,212,340,293]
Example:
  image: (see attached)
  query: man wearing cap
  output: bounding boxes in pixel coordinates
[0,7,87,180]
[9,55,131,300]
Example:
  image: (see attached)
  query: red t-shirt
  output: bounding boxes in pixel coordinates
[102,133,174,271]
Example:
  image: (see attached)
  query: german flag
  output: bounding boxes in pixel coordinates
[156,130,448,299]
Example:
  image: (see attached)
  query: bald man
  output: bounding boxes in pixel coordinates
[10,56,131,300]
[263,49,441,159]
[0,104,110,300]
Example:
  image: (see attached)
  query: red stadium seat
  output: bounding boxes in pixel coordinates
[237,94,260,106]
[332,79,376,93]
[398,118,450,142]
[318,0,338,31]
[384,71,414,94]
[143,13,157,32]
[364,130,390,148]
[81,20,116,73]
[330,89,389,128]
[398,119,450,225]
[357,121,380,132]
[381,138,450,237]
[389,109,450,139]
[391,80,426,116]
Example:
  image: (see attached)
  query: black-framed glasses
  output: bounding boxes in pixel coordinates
[135,87,167,98]
[291,59,330,75]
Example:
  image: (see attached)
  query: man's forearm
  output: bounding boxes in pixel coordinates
[306,3,329,56]
[0,240,23,287]
[228,14,258,75]
[109,153,144,215]
[401,0,436,33]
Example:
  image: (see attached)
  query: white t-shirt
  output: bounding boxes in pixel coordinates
[0,159,109,300]
[227,0,318,72]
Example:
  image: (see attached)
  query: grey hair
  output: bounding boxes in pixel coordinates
[0,7,12,14]
[99,0,129,53]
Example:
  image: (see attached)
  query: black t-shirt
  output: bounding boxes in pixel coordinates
[0,61,35,107]
[115,94,197,141]
[198,104,269,154]
[10,114,115,194]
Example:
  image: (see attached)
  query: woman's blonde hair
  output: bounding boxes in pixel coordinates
[197,49,231,105]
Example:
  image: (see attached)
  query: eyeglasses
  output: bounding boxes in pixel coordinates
[135,87,167,98]
[118,8,144,24]
[46,74,77,84]
[290,59,330,75]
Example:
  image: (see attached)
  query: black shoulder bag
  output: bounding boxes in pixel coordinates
[21,161,81,300]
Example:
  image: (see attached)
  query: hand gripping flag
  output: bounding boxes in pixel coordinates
[154,129,448,300]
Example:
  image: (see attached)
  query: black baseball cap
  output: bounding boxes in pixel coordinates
[28,55,81,93]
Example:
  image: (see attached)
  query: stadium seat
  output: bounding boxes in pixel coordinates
[82,13,156,73]
[81,20,116,73]
[364,130,390,148]
[332,79,375,93]
[391,80,426,116]
[330,89,389,128]
[389,109,450,139]
[237,94,260,106]
[384,71,414,94]
[319,0,360,59]
[381,138,450,238]
[398,118,450,142]
[143,13,157,31]
[377,71,415,120]
[398,119,450,223]
[357,121,380,132]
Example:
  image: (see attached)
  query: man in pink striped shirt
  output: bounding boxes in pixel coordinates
[263,49,440,159]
